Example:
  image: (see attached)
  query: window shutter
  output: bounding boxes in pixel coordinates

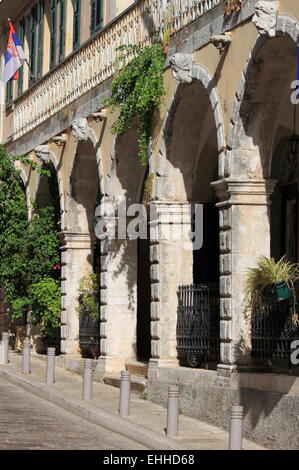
[90,0,96,35]
[50,0,57,69]
[6,80,13,106]
[37,0,44,78]
[96,0,103,30]
[90,0,103,35]
[59,0,65,62]
[29,5,37,85]
[17,18,25,96]
[73,0,81,50]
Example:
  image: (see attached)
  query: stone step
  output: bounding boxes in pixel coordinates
[103,374,146,394]
[125,361,148,378]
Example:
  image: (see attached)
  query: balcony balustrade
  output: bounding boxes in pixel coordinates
[12,0,222,141]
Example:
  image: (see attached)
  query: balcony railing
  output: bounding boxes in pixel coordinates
[12,0,223,141]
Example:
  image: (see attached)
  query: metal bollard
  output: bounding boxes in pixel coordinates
[45,347,56,385]
[229,405,244,450]
[119,371,131,417]
[2,333,9,364]
[22,338,31,374]
[82,359,93,400]
[166,385,179,436]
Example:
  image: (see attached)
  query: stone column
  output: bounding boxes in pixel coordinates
[148,202,194,375]
[60,232,95,355]
[212,178,277,375]
[97,220,138,373]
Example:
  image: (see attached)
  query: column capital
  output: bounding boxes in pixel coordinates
[59,231,96,249]
[212,178,277,207]
[149,200,194,223]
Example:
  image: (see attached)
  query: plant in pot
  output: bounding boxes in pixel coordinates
[77,272,100,359]
[244,256,299,323]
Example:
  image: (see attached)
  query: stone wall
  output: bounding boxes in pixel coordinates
[147,367,299,449]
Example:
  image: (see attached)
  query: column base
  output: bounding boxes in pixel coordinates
[60,339,80,356]
[148,358,179,378]
[217,363,238,378]
[96,355,126,374]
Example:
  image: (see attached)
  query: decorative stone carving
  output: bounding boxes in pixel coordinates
[169,53,194,84]
[91,109,108,122]
[52,134,67,146]
[252,1,279,38]
[71,118,92,141]
[35,145,51,163]
[211,33,232,54]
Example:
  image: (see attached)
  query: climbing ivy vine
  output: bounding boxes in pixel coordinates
[105,42,166,164]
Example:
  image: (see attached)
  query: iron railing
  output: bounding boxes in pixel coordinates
[251,297,299,372]
[176,283,220,368]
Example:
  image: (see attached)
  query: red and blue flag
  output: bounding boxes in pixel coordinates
[2,21,25,83]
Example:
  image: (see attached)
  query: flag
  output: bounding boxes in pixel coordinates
[2,21,25,83]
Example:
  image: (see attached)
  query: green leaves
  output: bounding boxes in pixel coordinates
[0,146,60,337]
[105,42,166,164]
[77,272,100,318]
[29,278,61,337]
[244,255,299,314]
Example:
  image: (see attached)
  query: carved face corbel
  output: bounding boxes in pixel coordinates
[252,1,279,38]
[71,117,92,141]
[168,53,194,84]
[35,145,51,163]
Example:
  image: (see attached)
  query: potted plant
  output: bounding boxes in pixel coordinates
[244,256,299,320]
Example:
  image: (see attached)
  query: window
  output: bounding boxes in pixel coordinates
[29,0,44,85]
[50,0,66,68]
[90,0,103,35]
[36,0,44,78]
[73,0,81,50]
[50,0,57,68]
[17,18,25,96]
[58,0,65,62]
[29,4,37,85]
[5,80,13,107]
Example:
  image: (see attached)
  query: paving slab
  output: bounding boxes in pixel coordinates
[0,352,265,451]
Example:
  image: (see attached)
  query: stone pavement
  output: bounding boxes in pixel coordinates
[0,376,146,450]
[0,353,265,451]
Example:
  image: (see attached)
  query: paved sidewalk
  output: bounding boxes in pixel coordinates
[0,353,265,451]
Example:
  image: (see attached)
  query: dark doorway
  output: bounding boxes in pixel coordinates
[136,237,151,361]
[193,203,220,285]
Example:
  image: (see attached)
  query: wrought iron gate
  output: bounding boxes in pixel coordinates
[176,284,220,368]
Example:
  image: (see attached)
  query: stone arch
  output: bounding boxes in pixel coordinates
[98,125,150,367]
[226,14,299,179]
[212,15,299,370]
[61,131,103,356]
[155,63,225,201]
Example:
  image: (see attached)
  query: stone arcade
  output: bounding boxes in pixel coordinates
[1,0,299,449]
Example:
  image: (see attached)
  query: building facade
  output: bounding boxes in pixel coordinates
[1,0,299,448]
